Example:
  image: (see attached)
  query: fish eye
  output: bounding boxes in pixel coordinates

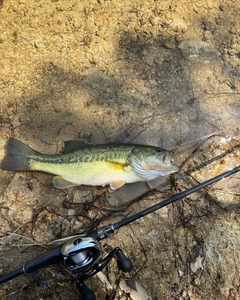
[155,147,162,152]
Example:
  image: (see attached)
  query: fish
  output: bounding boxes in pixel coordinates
[0,138,179,191]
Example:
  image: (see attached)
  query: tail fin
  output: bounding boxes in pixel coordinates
[1,138,38,171]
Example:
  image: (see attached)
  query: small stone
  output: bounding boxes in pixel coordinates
[165,13,172,19]
[34,37,50,49]
[194,278,201,286]
[228,49,235,56]
[149,17,158,26]
[193,7,199,14]
[229,27,237,34]
[68,209,75,216]
[143,52,155,66]
[170,18,188,33]
[231,43,239,50]
[229,59,238,68]
[105,193,119,206]
[175,35,184,43]
[181,289,188,297]
[231,36,238,43]
[204,31,214,43]
[178,40,218,57]
[164,41,175,49]
[73,189,92,203]
[219,4,224,11]
[207,1,214,9]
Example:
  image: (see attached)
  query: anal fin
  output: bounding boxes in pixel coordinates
[53,176,79,189]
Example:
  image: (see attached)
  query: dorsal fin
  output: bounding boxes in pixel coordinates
[63,140,90,153]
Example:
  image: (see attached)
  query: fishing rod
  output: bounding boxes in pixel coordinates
[0,166,239,300]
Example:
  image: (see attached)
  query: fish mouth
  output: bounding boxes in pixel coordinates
[146,153,179,171]
[148,163,179,176]
[160,160,180,171]
[169,163,180,172]
[144,154,180,174]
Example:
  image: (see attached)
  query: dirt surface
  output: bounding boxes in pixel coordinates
[0,0,240,299]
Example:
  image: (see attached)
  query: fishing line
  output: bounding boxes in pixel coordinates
[0,166,239,300]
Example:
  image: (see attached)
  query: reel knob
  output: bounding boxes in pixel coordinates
[116,249,133,272]
[77,281,96,300]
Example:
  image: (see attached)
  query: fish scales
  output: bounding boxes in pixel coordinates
[27,145,135,187]
[1,138,179,190]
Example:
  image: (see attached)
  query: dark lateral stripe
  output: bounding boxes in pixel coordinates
[29,149,130,165]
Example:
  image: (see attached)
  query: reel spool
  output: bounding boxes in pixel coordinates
[61,237,103,272]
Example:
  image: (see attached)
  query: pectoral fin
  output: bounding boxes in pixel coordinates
[53,176,79,189]
[109,180,126,191]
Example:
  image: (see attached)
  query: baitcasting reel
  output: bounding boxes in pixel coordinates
[61,236,133,299]
[0,166,239,299]
[62,236,103,272]
[62,236,132,274]
[0,234,133,300]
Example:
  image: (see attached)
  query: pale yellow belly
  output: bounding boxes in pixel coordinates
[32,160,143,187]
[62,162,142,186]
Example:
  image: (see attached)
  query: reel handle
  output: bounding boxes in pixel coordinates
[116,249,133,273]
[77,281,96,300]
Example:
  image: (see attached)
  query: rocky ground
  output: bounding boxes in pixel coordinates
[0,0,239,299]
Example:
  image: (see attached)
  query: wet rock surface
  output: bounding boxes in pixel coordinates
[0,0,239,299]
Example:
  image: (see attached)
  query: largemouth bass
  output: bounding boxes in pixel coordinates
[1,138,179,191]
